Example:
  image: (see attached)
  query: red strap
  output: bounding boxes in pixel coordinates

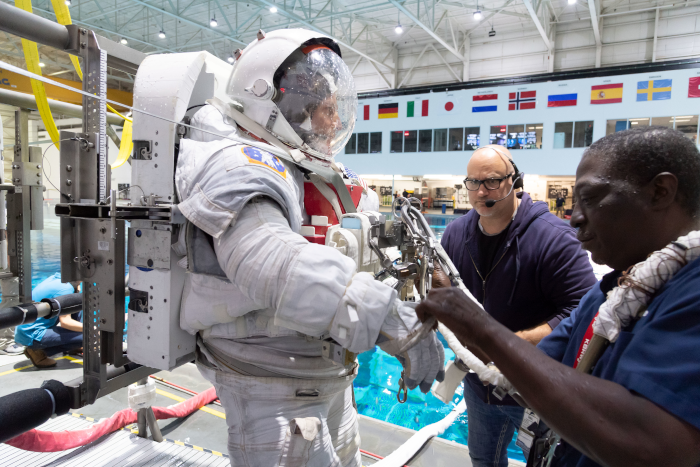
[573,311,599,369]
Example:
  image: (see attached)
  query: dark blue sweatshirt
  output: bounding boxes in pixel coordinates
[441,192,597,404]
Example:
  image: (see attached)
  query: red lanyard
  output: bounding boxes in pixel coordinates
[573,311,599,369]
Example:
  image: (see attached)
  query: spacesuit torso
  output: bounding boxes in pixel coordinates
[177,105,377,379]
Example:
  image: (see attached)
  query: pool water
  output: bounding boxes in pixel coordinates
[354,212,527,463]
[8,208,526,464]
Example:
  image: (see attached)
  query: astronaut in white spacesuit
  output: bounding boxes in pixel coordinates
[175,29,444,466]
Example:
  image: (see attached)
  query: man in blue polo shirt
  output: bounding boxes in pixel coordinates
[419,127,700,466]
[15,273,82,368]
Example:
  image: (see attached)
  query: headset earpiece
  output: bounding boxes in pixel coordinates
[511,161,524,190]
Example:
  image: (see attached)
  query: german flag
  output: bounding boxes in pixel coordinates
[378,103,399,119]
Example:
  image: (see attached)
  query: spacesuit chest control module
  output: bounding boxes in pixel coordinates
[126,27,446,466]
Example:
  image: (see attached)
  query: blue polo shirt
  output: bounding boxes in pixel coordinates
[14,273,75,346]
[537,257,700,466]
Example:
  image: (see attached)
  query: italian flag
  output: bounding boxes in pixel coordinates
[407,100,429,117]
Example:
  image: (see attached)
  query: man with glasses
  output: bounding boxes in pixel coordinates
[437,145,596,467]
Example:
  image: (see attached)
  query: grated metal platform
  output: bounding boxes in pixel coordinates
[0,414,231,467]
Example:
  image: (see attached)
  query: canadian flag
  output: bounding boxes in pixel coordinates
[689,77,700,98]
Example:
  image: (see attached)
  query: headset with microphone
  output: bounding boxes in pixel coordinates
[485,161,523,207]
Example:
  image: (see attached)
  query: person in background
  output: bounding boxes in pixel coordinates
[402,189,409,198]
[555,191,566,218]
[436,145,596,467]
[15,273,82,368]
[419,127,700,467]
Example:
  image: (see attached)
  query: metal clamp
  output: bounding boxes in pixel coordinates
[397,371,408,404]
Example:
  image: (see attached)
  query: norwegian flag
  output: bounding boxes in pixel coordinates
[508,91,536,110]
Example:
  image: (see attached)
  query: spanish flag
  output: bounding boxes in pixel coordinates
[378,103,399,119]
[591,83,623,104]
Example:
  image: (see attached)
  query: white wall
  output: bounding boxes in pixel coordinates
[339,65,700,177]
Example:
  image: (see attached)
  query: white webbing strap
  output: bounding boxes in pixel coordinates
[308,173,344,223]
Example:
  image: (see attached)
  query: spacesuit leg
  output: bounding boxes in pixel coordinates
[197,357,359,467]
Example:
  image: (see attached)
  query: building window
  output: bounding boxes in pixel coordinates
[572,121,594,147]
[607,117,698,142]
[556,121,593,148]
[449,128,464,151]
[525,124,543,149]
[434,129,448,151]
[506,124,525,149]
[357,133,369,154]
[419,130,432,152]
[404,130,418,152]
[346,134,357,154]
[675,115,699,143]
[489,125,507,146]
[391,131,403,153]
[465,127,480,150]
[370,132,382,153]
[554,122,573,148]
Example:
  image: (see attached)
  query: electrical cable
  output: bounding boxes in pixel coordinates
[40,138,73,201]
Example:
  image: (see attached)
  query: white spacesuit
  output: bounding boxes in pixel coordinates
[175,29,444,466]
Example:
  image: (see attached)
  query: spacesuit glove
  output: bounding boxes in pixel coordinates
[377,300,445,393]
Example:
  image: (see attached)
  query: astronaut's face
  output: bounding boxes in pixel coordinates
[311,94,342,149]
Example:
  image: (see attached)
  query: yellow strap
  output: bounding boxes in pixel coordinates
[111,119,133,169]
[16,0,61,148]
[50,0,134,168]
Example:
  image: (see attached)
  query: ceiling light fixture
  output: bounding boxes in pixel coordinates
[38,62,45,67]
[489,27,496,37]
[473,1,482,20]
[568,0,576,4]
[269,6,278,12]
[227,55,235,63]
[210,15,218,27]
[65,0,71,5]
[120,37,128,45]
[159,30,166,39]
[395,11,403,34]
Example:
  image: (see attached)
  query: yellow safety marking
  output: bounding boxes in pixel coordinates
[0,355,80,377]
[64,355,83,364]
[174,440,185,446]
[14,0,61,147]
[211,450,223,456]
[193,446,203,452]
[155,388,226,419]
[50,0,135,164]
[111,119,133,169]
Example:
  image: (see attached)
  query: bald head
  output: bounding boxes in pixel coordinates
[466,145,518,220]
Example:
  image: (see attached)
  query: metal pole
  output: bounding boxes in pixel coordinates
[0,3,70,50]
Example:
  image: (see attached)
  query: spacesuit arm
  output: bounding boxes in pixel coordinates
[213,197,397,353]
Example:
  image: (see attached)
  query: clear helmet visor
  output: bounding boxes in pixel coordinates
[274,45,357,158]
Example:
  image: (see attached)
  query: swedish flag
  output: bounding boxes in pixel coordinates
[637,79,672,101]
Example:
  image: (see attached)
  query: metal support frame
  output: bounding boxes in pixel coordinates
[0,5,157,409]
[652,7,660,63]
[588,0,603,68]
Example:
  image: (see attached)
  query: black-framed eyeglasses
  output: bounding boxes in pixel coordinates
[463,173,514,191]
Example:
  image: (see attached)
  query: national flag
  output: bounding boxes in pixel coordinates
[472,105,497,113]
[445,102,454,111]
[378,103,398,119]
[406,100,430,117]
[689,77,700,98]
[473,94,497,101]
[591,83,623,104]
[636,79,672,101]
[363,105,369,120]
[547,93,577,107]
[407,101,415,117]
[508,91,536,110]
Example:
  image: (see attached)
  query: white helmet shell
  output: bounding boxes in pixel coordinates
[226,28,357,162]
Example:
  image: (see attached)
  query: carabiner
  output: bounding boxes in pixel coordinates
[397,371,408,404]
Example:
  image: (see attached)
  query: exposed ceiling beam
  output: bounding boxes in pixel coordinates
[521,0,550,48]
[388,0,465,61]
[117,0,248,46]
[251,0,395,71]
[588,0,602,47]
[465,0,517,35]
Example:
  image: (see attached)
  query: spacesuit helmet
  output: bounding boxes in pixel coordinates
[226,29,357,163]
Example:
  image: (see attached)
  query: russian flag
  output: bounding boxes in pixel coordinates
[548,93,578,107]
